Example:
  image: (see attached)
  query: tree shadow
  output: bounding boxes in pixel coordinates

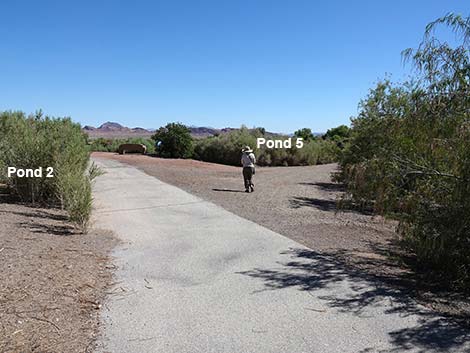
[17,221,76,236]
[289,196,374,215]
[2,205,76,236]
[212,188,245,193]
[387,318,470,352]
[238,247,470,352]
[5,209,68,221]
[289,197,337,211]
[299,182,346,192]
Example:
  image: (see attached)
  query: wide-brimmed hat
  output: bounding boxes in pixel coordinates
[241,146,253,153]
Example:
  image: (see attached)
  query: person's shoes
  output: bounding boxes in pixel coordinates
[245,189,250,193]
[250,185,254,192]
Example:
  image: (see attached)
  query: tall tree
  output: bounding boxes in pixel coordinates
[152,122,193,158]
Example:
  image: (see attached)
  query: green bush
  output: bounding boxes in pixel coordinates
[0,110,97,231]
[152,122,193,158]
[323,125,351,141]
[294,128,315,141]
[337,14,470,290]
[193,126,338,166]
[89,137,155,154]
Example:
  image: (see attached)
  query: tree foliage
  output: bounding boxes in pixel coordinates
[337,13,470,290]
[323,125,350,141]
[294,128,315,141]
[152,122,193,158]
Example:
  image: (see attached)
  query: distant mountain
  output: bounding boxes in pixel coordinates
[82,122,285,139]
[98,122,130,132]
[83,121,153,138]
[131,127,151,133]
[188,126,219,138]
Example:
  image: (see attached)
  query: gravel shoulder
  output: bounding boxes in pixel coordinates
[0,201,118,353]
[92,152,470,321]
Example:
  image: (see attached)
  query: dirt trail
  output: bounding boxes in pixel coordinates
[93,157,470,353]
[92,152,470,320]
[92,152,394,252]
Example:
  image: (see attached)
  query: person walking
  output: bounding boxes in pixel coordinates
[241,146,256,193]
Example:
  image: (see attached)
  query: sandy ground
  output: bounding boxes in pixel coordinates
[92,152,470,321]
[0,201,118,353]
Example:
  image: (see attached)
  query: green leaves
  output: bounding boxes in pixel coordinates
[0,111,95,231]
[192,127,337,167]
[294,128,315,141]
[339,14,470,290]
[152,122,193,159]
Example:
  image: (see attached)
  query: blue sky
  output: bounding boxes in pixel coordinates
[1,1,468,133]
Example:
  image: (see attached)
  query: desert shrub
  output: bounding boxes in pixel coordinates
[89,137,155,153]
[152,122,193,158]
[89,138,115,152]
[193,127,338,166]
[0,110,97,231]
[0,159,5,184]
[337,14,470,290]
[194,127,259,166]
[298,139,338,165]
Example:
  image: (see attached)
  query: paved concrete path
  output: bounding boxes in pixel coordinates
[92,157,469,353]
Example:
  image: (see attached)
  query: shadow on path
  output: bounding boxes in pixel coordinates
[289,196,374,215]
[290,197,337,211]
[299,182,346,192]
[238,248,470,352]
[212,188,245,193]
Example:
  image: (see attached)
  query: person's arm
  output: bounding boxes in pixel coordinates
[250,153,256,165]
